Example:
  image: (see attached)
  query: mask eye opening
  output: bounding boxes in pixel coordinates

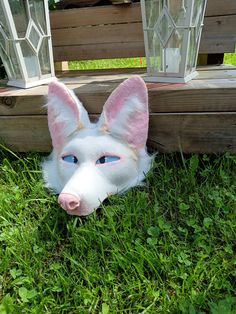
[61,154,78,164]
[96,155,121,165]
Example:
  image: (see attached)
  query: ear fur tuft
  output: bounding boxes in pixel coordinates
[98,76,149,149]
[47,81,90,149]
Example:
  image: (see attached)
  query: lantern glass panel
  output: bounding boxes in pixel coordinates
[165,30,183,73]
[0,3,10,37]
[147,31,162,76]
[144,0,161,29]
[142,0,207,82]
[28,22,41,51]
[0,33,21,80]
[186,27,197,75]
[143,0,186,76]
[9,1,28,38]
[185,0,206,75]
[0,29,7,55]
[0,0,54,88]
[192,0,205,26]
[29,0,47,34]
[39,38,51,75]
[154,9,174,47]
[20,40,39,78]
[169,0,188,26]
[8,40,22,79]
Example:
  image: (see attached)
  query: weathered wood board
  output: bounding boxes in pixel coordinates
[50,1,236,61]
[0,113,235,153]
[0,66,236,153]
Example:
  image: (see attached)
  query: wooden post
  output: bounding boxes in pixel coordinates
[54,61,69,71]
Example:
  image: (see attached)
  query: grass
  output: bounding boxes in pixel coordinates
[69,58,147,71]
[69,51,236,71]
[0,53,236,313]
[224,49,236,66]
[0,148,235,313]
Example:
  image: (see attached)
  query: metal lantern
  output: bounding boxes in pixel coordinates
[0,0,55,88]
[141,0,207,83]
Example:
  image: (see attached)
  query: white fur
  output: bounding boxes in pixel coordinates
[42,77,152,216]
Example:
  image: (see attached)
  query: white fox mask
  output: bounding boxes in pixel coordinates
[42,76,152,216]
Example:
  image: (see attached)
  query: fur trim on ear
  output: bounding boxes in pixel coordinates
[46,81,90,149]
[98,76,149,149]
[49,81,79,111]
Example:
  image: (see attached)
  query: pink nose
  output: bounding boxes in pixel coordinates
[58,193,80,212]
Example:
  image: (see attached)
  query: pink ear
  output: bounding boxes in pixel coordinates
[47,81,89,149]
[99,76,149,149]
[48,81,80,113]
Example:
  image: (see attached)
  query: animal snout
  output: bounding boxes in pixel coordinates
[58,193,80,212]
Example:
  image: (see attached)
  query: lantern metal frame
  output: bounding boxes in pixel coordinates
[0,0,55,88]
[140,0,207,83]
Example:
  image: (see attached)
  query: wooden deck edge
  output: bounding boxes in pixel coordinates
[0,113,235,153]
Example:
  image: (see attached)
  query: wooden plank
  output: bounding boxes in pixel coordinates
[149,113,236,153]
[60,68,236,80]
[1,69,236,115]
[50,4,141,29]
[0,116,51,152]
[51,14,236,60]
[0,113,235,153]
[52,42,145,61]
[205,0,236,16]
[195,13,236,54]
[52,23,142,46]
[54,61,69,71]
[49,2,236,30]
[56,65,236,77]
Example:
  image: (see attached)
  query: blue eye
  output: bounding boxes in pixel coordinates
[96,155,120,165]
[62,155,78,164]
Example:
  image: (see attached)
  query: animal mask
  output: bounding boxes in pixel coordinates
[42,76,152,216]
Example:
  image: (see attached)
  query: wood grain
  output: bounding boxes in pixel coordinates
[52,42,145,61]
[50,1,236,30]
[51,14,236,60]
[205,0,236,16]
[1,113,235,153]
[1,68,236,115]
[49,1,236,60]
[1,65,236,153]
[50,4,141,29]
[149,113,236,153]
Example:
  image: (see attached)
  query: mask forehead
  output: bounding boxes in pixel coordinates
[61,130,137,162]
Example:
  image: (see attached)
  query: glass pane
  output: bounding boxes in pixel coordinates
[0,29,8,54]
[38,38,50,75]
[185,0,206,75]
[186,28,198,75]
[0,47,14,79]
[147,31,162,75]
[164,30,183,73]
[169,0,188,27]
[0,3,11,37]
[192,0,205,26]
[20,40,39,78]
[192,0,206,43]
[154,8,174,47]
[28,22,41,51]
[29,0,47,34]
[8,41,22,79]
[144,0,162,30]
[9,0,29,38]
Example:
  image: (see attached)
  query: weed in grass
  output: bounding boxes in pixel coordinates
[0,148,235,313]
